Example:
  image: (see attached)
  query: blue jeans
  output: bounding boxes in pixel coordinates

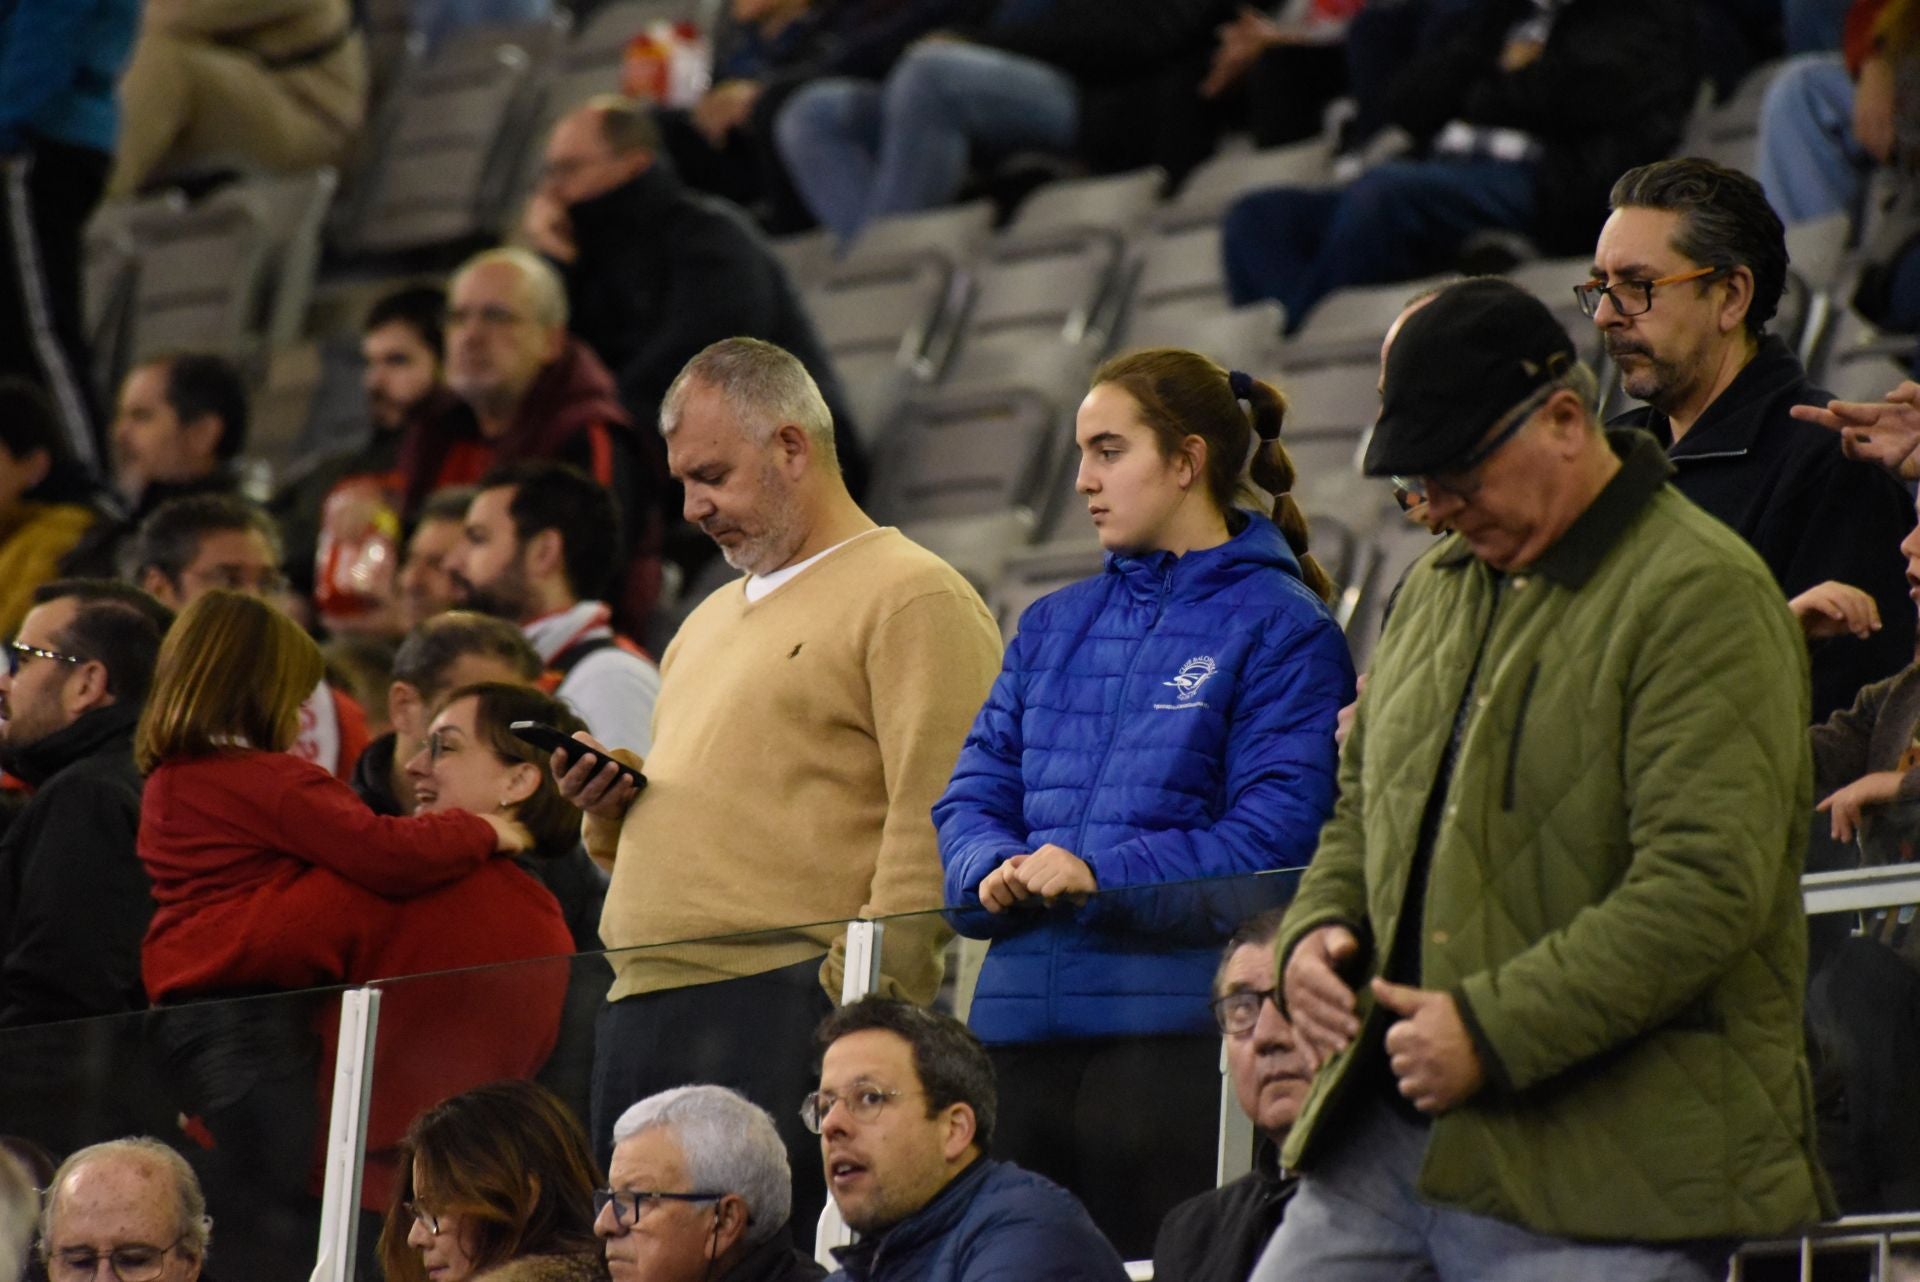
[773,41,1079,243]
[1757,54,1868,225]
[1250,1096,1725,1282]
[1221,156,1537,330]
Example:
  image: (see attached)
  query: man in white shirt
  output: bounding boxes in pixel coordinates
[446,460,660,753]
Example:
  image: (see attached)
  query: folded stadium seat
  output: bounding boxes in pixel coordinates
[1677,59,1786,176]
[1783,212,1854,366]
[1345,515,1446,669]
[119,192,277,366]
[769,227,836,291]
[334,20,565,256]
[1003,166,1166,243]
[1274,362,1401,547]
[1126,222,1230,323]
[1116,300,1287,376]
[941,230,1129,371]
[802,254,957,450]
[1811,307,1914,403]
[841,200,996,275]
[81,213,141,404]
[248,343,326,483]
[989,543,1108,641]
[288,338,379,469]
[1281,274,1456,369]
[1501,257,1608,366]
[206,169,340,353]
[362,0,421,111]
[1158,136,1336,230]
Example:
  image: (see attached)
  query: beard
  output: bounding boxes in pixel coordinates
[453,557,536,622]
[710,465,806,575]
[1604,337,1691,411]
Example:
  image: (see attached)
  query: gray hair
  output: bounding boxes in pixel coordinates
[454,247,569,331]
[41,1139,212,1265]
[659,338,838,468]
[610,1086,790,1246]
[0,1150,32,1282]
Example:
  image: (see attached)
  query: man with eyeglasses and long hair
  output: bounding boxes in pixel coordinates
[1592,156,1914,722]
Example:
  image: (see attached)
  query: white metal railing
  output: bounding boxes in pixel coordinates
[310,988,381,1282]
[1729,1214,1920,1280]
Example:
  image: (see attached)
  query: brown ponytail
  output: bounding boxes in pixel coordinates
[1241,378,1336,604]
[1091,348,1337,604]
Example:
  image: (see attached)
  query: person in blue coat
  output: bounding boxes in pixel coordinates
[934,346,1355,1258]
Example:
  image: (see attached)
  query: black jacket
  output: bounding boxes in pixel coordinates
[1150,1141,1295,1282]
[561,167,867,496]
[0,702,151,1027]
[1382,0,1696,255]
[722,1228,826,1282]
[1613,335,1917,723]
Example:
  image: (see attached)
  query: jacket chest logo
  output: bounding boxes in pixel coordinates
[1155,655,1218,711]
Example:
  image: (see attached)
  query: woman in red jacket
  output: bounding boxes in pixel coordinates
[135,590,535,1000]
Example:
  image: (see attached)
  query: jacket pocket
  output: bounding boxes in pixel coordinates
[1502,662,1541,812]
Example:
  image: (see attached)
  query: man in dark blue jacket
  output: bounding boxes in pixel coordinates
[0,0,139,475]
[810,997,1128,1282]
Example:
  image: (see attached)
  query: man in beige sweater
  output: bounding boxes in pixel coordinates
[558,336,1002,1232]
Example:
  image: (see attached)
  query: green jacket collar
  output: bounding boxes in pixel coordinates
[1434,429,1673,589]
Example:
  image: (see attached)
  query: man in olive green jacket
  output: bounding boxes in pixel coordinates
[1254,278,1831,1282]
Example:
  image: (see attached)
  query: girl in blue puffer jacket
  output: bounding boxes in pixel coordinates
[934,347,1355,1258]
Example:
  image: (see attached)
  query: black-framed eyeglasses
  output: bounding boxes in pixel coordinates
[799,1085,911,1134]
[592,1188,725,1227]
[5,639,82,678]
[402,1200,441,1235]
[1573,264,1724,318]
[1391,378,1564,504]
[48,1233,191,1282]
[1211,986,1285,1036]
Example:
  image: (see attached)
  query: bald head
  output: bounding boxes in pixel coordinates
[542,97,656,209]
[445,250,569,423]
[42,1141,208,1282]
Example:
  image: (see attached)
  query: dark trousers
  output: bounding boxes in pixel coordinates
[1222,156,1538,330]
[988,1033,1219,1261]
[590,956,836,1235]
[0,140,107,474]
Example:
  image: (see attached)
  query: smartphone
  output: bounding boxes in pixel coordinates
[510,721,648,794]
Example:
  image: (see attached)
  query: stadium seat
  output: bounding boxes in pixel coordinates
[842,200,996,274]
[804,256,956,448]
[770,227,836,291]
[1284,275,1453,368]
[1116,301,1287,380]
[1160,138,1335,229]
[1346,516,1444,668]
[947,231,1127,362]
[866,385,1061,526]
[337,22,561,254]
[1005,167,1165,242]
[1128,222,1229,319]
[1501,257,1605,365]
[120,193,277,365]
[206,168,340,351]
[991,543,1107,641]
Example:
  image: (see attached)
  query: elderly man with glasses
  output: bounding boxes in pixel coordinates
[1249,276,1831,1282]
[1589,156,1914,722]
[597,1085,823,1282]
[39,1139,210,1282]
[1153,907,1308,1282]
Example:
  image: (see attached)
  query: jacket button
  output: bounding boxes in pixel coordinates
[1431,930,1450,945]
[1512,575,1529,590]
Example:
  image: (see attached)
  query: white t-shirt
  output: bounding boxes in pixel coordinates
[744,531,881,603]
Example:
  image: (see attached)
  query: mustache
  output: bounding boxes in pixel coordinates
[1604,337,1652,359]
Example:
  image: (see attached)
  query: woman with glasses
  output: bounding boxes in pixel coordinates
[934,348,1355,1257]
[134,592,580,1213]
[381,1080,607,1282]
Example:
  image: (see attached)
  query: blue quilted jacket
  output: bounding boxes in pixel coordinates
[936,512,1354,1043]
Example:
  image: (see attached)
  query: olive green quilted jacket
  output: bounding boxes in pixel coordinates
[1278,432,1834,1239]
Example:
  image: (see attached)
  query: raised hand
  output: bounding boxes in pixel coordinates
[1790,383,1920,480]
[1789,581,1882,640]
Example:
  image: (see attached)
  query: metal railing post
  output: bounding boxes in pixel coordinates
[310,988,381,1282]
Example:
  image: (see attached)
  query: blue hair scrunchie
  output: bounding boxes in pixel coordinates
[1228,369,1254,401]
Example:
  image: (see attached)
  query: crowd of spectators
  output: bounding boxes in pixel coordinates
[4,0,1920,1280]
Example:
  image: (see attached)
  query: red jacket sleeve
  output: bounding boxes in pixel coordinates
[265,766,497,896]
[1847,0,1889,75]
